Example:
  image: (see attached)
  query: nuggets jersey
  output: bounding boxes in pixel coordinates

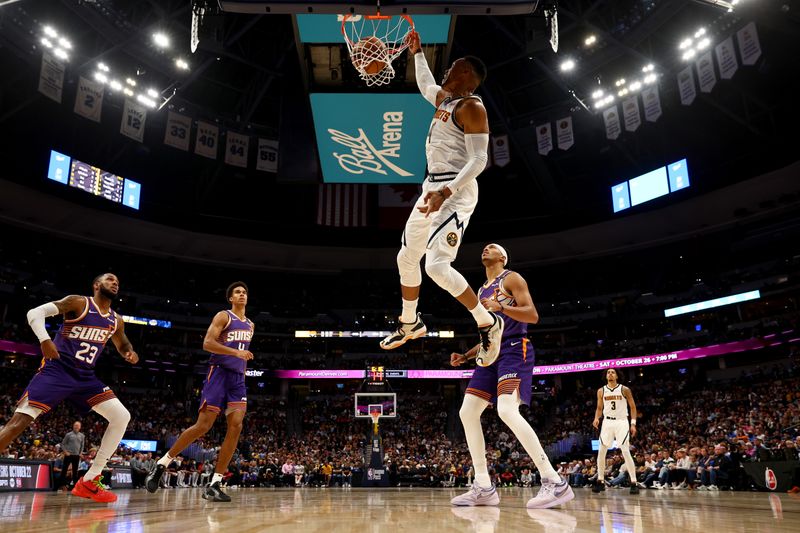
[425,95,484,179]
[54,296,118,372]
[602,384,628,418]
[478,270,527,339]
[208,310,254,374]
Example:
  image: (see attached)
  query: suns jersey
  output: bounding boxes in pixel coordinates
[477,269,527,339]
[53,296,118,371]
[602,384,629,419]
[208,310,254,374]
[425,95,484,180]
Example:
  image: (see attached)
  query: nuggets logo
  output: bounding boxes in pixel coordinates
[446,232,458,247]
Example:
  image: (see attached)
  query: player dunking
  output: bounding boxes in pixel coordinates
[450,244,574,509]
[146,282,253,502]
[380,31,503,366]
[0,273,137,502]
[592,368,639,494]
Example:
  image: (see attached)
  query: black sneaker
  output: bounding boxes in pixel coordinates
[203,481,231,502]
[630,485,640,495]
[592,480,605,493]
[145,464,165,493]
[475,312,504,367]
[379,313,427,350]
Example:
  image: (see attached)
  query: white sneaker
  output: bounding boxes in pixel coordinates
[450,484,500,506]
[697,485,707,491]
[380,313,427,350]
[657,483,667,490]
[709,485,719,491]
[652,482,661,489]
[475,312,504,367]
[526,478,575,509]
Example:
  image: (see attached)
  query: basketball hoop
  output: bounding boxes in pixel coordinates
[370,410,381,434]
[190,2,205,53]
[341,3,414,87]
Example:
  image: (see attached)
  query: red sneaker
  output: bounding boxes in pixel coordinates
[788,486,800,494]
[71,475,117,503]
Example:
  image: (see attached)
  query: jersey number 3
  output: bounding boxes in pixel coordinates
[610,400,616,411]
[75,342,99,364]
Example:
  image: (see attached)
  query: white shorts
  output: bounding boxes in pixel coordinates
[401,179,478,264]
[599,418,630,448]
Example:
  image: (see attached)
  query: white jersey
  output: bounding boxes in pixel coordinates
[424,95,483,183]
[601,384,628,419]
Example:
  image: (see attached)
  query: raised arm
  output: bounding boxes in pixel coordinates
[593,388,604,429]
[203,311,253,361]
[27,295,86,359]
[479,272,539,324]
[623,386,638,436]
[110,317,138,365]
[408,31,442,107]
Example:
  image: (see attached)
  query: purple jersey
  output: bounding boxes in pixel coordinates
[208,310,254,374]
[478,270,527,339]
[53,296,118,372]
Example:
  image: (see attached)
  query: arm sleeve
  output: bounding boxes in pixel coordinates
[26,302,60,343]
[444,133,489,193]
[414,52,441,107]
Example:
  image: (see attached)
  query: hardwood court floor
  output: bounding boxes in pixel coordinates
[1,486,798,532]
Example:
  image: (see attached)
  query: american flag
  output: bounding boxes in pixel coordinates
[316,184,369,227]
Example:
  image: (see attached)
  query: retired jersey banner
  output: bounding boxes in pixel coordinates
[641,85,662,122]
[491,134,511,167]
[696,51,717,93]
[120,99,147,142]
[310,93,431,183]
[38,51,65,103]
[737,22,761,66]
[163,111,191,151]
[225,131,250,168]
[715,37,738,80]
[195,121,219,160]
[535,123,553,155]
[257,139,279,173]
[556,117,574,150]
[622,96,641,132]
[74,76,104,123]
[603,106,621,140]
[677,66,697,106]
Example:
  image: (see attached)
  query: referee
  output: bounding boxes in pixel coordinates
[60,421,85,489]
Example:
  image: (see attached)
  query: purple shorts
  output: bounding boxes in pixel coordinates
[466,338,535,405]
[199,365,247,414]
[18,358,116,415]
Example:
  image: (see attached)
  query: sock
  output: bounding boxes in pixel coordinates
[400,298,418,323]
[469,303,493,328]
[496,392,560,483]
[84,398,131,481]
[157,452,174,468]
[212,473,223,485]
[460,394,492,488]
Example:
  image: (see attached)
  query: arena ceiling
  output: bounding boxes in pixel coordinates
[0,0,798,246]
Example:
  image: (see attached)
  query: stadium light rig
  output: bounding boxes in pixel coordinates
[679,27,713,61]
[560,58,576,72]
[40,25,70,61]
[584,34,597,47]
[152,32,170,48]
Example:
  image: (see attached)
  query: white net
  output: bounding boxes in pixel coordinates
[191,5,204,53]
[341,14,414,87]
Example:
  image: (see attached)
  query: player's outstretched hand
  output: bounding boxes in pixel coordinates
[122,351,139,364]
[41,340,59,360]
[417,191,445,217]
[592,417,600,429]
[450,352,467,367]
[236,350,254,361]
[407,30,421,55]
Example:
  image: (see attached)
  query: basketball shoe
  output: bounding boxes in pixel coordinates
[450,484,500,506]
[203,481,232,502]
[527,478,575,509]
[71,475,117,503]
[380,313,427,350]
[591,479,605,493]
[475,312,504,367]
[630,484,640,495]
[145,463,165,493]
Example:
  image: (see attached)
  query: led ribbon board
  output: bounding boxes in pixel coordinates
[663,290,761,317]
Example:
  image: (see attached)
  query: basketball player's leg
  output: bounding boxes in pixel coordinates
[215,408,245,476]
[0,412,35,452]
[204,372,246,501]
[382,202,431,349]
[166,409,219,461]
[594,422,616,492]
[616,426,637,488]
[451,367,499,506]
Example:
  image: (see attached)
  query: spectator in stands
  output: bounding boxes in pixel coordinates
[59,421,85,490]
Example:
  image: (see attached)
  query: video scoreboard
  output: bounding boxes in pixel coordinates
[47,149,141,210]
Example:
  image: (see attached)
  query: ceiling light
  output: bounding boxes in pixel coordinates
[53,48,68,60]
[584,35,597,46]
[137,94,157,108]
[560,59,576,72]
[629,81,642,91]
[146,88,159,98]
[694,28,706,38]
[94,72,108,84]
[682,49,697,61]
[697,38,711,50]
[175,58,190,70]
[40,37,53,48]
[618,89,628,97]
[152,32,170,48]
[591,89,604,100]
[126,78,137,86]
[615,78,626,87]
[644,73,657,84]
[642,64,654,73]
[58,38,72,50]
[43,26,57,38]
[123,88,134,97]
[98,62,110,72]
[109,80,123,91]
[679,38,693,50]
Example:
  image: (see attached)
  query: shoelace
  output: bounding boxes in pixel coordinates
[538,482,556,497]
[91,478,109,491]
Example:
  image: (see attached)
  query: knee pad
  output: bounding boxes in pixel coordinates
[397,248,422,287]
[424,259,468,297]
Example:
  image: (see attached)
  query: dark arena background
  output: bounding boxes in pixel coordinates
[1,0,800,531]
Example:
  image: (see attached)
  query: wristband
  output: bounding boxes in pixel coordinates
[630,420,637,425]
